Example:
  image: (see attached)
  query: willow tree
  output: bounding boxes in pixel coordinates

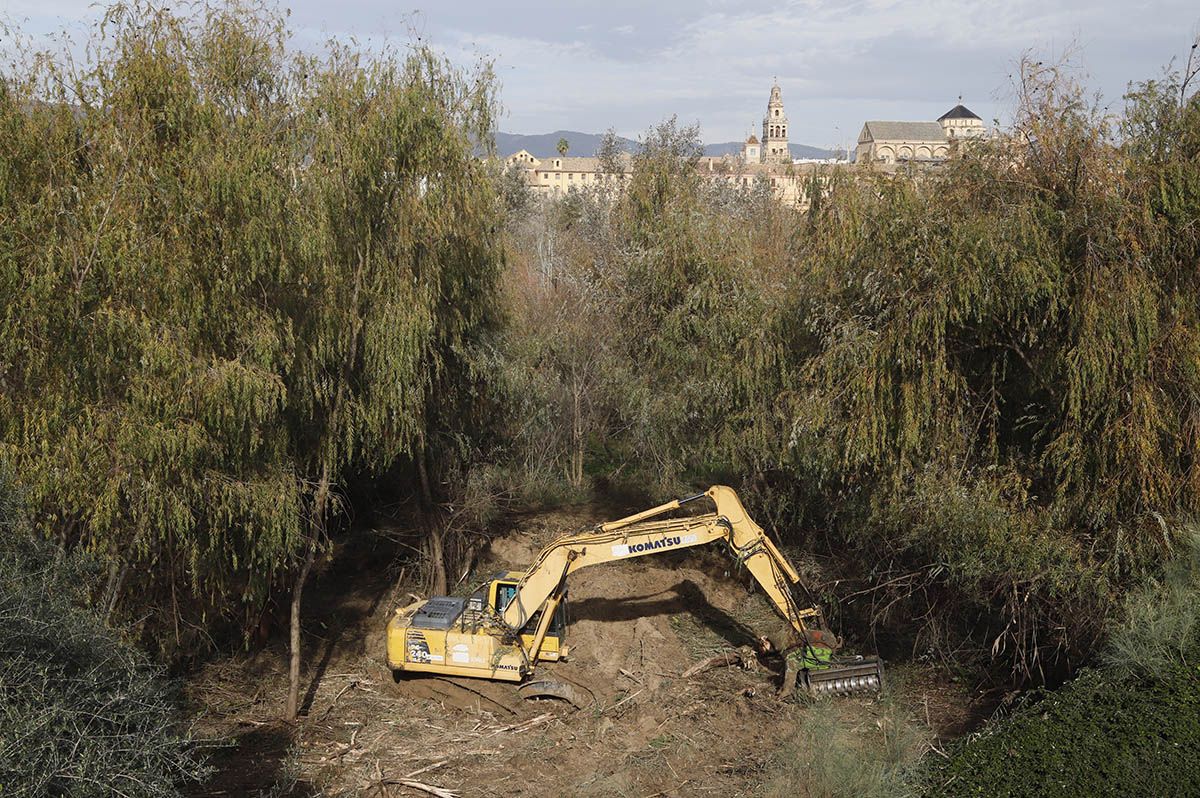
[603,118,795,493]
[499,117,798,497]
[0,2,503,719]
[738,55,1200,683]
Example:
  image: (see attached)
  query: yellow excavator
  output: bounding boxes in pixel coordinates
[386,485,883,698]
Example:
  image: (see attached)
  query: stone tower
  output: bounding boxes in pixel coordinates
[761,83,789,164]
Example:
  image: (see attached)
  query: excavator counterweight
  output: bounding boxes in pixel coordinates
[386,486,883,698]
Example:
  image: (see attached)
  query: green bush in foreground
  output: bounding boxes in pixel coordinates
[927,665,1200,798]
[0,478,204,797]
[926,531,1200,798]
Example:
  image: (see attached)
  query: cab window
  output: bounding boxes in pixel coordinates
[495,583,518,612]
[495,582,567,638]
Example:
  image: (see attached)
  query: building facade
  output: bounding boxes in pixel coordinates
[855,103,985,165]
[855,121,949,165]
[503,88,987,206]
[503,150,633,196]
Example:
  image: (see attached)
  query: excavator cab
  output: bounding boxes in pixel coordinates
[387,570,569,682]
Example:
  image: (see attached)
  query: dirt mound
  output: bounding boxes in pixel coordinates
[187,504,980,797]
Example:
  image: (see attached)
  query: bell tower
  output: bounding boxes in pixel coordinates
[762,82,789,165]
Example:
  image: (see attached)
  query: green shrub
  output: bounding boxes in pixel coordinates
[925,533,1200,798]
[0,475,205,797]
[925,665,1200,798]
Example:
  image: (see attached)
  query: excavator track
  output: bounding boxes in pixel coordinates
[517,677,595,708]
[802,657,885,697]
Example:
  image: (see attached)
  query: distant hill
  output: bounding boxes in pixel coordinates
[493,130,638,159]
[494,130,841,161]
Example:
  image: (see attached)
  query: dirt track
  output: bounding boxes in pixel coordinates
[187,505,982,797]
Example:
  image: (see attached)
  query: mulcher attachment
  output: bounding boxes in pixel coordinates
[801,656,885,698]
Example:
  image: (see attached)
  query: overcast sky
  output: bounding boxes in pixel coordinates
[5,1,1199,148]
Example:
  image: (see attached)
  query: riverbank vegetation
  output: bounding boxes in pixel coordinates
[924,531,1200,797]
[2,3,1199,794]
[504,53,1200,689]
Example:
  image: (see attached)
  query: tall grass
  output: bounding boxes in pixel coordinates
[1103,526,1200,678]
[762,693,929,798]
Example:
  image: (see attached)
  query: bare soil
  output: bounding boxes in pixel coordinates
[185,504,986,797]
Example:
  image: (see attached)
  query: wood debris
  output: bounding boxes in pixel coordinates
[682,647,755,678]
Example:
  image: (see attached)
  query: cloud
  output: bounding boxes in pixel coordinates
[427,0,1194,144]
[5,0,1198,145]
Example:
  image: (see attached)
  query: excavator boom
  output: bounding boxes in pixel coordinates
[501,486,817,640]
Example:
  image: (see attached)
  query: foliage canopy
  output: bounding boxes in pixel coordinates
[502,58,1200,683]
[0,2,504,653]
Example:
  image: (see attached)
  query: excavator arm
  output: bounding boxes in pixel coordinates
[501,486,820,646]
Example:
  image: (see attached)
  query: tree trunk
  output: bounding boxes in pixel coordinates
[287,466,330,722]
[427,524,448,596]
[102,558,128,622]
[415,429,435,510]
[286,544,315,722]
[570,378,584,488]
[414,427,448,595]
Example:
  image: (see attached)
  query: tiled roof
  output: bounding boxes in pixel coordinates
[526,153,634,173]
[861,121,946,142]
[938,104,981,121]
